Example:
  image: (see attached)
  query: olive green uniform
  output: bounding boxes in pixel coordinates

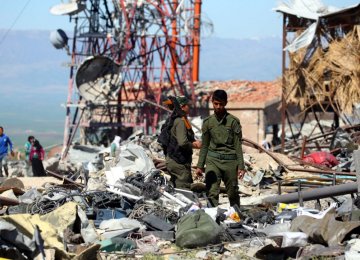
[166,117,193,189]
[197,112,244,206]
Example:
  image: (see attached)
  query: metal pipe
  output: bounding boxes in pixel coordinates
[142,98,171,113]
[243,138,288,171]
[307,124,360,143]
[192,0,202,83]
[281,14,287,153]
[170,0,178,84]
[62,109,84,160]
[300,135,307,159]
[273,124,360,152]
[355,150,360,194]
[62,17,78,161]
[0,196,19,206]
[46,170,85,188]
[163,191,187,207]
[262,182,357,204]
[286,167,356,176]
[297,180,304,206]
[107,188,143,201]
[278,181,282,195]
[243,138,356,176]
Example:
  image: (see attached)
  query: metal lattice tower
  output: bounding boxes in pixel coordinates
[51,0,202,157]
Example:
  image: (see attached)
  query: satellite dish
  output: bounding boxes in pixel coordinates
[76,56,121,103]
[50,29,68,49]
[50,2,86,16]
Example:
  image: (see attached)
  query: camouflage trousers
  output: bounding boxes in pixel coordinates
[166,157,193,190]
[205,156,240,207]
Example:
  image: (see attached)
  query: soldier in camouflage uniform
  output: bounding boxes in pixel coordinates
[196,90,245,207]
[165,96,202,190]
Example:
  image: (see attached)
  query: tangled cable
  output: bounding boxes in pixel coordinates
[128,203,179,224]
[27,187,124,215]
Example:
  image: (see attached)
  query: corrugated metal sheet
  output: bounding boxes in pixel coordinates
[274,0,360,52]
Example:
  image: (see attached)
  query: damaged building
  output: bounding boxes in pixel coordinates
[276,0,360,151]
[196,80,282,147]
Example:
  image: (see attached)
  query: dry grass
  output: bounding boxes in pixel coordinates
[285,25,360,114]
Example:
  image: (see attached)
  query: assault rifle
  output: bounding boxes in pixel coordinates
[141,97,201,132]
[163,96,193,131]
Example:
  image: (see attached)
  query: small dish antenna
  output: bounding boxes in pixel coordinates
[50,1,86,16]
[76,56,121,103]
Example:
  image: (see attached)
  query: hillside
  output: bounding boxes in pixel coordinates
[0,30,282,147]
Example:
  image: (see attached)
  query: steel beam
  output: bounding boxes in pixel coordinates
[354,150,360,194]
[0,196,19,206]
[262,182,357,204]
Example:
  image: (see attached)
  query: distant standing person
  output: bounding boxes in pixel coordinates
[25,136,35,161]
[109,135,121,167]
[195,90,246,207]
[110,135,121,158]
[30,139,46,176]
[24,136,35,176]
[0,126,14,177]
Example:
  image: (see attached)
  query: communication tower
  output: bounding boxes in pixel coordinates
[50,0,202,158]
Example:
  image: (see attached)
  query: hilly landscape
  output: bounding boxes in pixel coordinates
[0,30,282,148]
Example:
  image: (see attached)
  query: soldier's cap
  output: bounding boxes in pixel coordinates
[175,96,189,106]
[212,89,228,102]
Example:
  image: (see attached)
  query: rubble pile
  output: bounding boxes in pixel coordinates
[285,25,360,114]
[1,126,360,259]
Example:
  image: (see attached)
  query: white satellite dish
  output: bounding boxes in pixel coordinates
[50,2,86,16]
[76,56,121,103]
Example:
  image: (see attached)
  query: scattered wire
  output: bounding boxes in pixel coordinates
[128,203,179,224]
[27,188,123,215]
[0,0,33,47]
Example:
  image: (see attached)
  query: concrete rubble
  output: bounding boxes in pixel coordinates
[1,122,360,260]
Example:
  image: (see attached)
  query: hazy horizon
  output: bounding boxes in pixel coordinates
[0,29,282,149]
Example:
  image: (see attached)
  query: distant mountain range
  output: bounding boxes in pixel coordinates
[0,30,282,148]
[201,36,282,81]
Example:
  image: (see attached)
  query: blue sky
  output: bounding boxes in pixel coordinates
[0,0,359,39]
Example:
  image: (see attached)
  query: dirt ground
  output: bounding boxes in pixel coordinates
[6,177,64,190]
